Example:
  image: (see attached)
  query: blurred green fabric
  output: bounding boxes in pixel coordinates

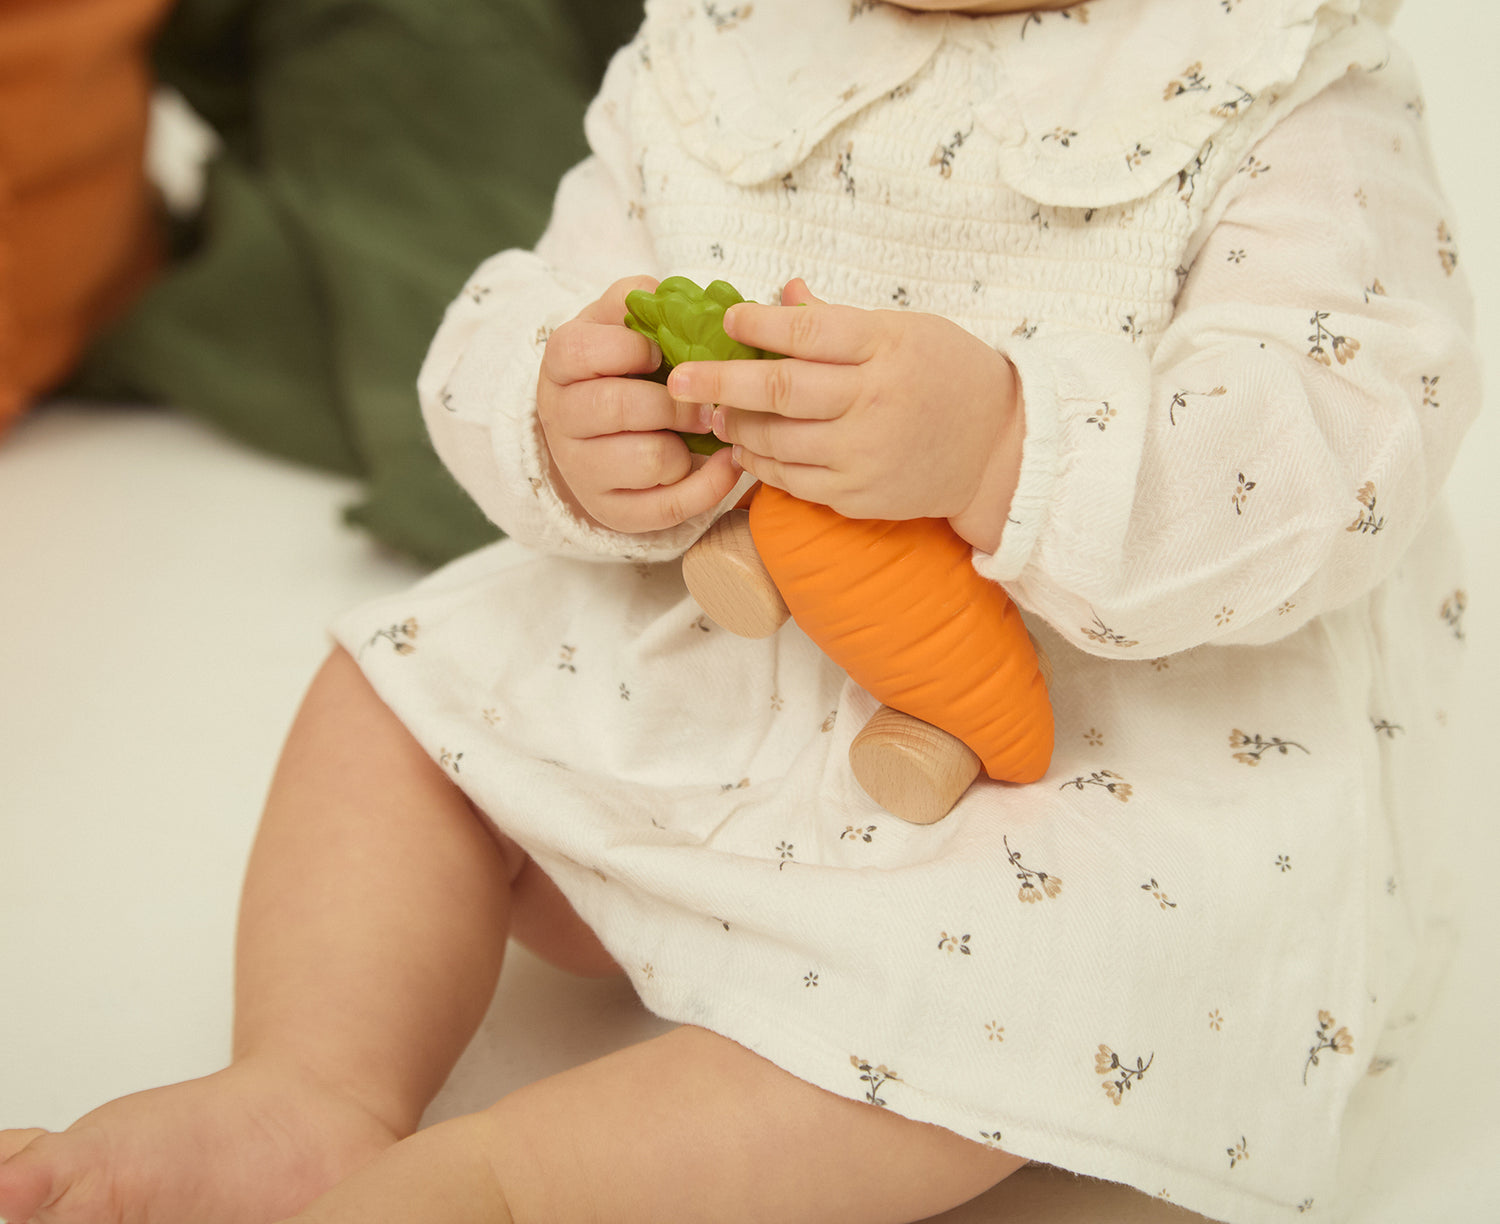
[73,0,642,565]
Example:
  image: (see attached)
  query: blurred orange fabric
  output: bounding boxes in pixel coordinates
[0,0,173,435]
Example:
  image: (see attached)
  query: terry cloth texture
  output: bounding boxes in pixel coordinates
[337,0,1478,1218]
[71,0,643,564]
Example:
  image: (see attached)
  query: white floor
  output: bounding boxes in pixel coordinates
[2,2,1496,1220]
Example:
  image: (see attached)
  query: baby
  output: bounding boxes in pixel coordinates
[0,0,1476,1221]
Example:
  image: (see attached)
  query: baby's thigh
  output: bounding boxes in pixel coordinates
[480,1025,1024,1224]
[500,845,621,979]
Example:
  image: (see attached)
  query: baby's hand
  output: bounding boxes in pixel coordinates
[538,276,742,535]
[665,279,1022,550]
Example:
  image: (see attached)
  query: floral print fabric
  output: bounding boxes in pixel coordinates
[337,1,1477,1219]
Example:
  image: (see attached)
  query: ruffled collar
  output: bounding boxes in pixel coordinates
[644,0,1398,205]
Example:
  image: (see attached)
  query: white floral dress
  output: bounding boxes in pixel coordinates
[333,0,1480,1219]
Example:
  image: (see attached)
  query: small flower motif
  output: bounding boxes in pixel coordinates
[438,748,463,774]
[1371,717,1404,738]
[822,710,839,732]
[1041,126,1078,147]
[365,618,419,656]
[1347,481,1385,535]
[481,707,501,727]
[1355,187,1368,207]
[1119,313,1143,343]
[619,682,631,700]
[1060,770,1132,802]
[804,971,819,987]
[1082,613,1139,649]
[1150,657,1171,671]
[1209,1009,1224,1031]
[1095,1043,1153,1104]
[702,1,753,31]
[1297,1199,1316,1214]
[930,125,973,178]
[465,283,492,305]
[851,1055,898,1106]
[557,644,578,672]
[1215,605,1235,628]
[1231,472,1256,515]
[721,777,750,792]
[938,931,972,955]
[1227,1136,1250,1168]
[1304,1010,1355,1083]
[1227,248,1246,263]
[1142,879,1178,910]
[986,1022,1005,1043]
[770,691,785,712]
[1437,221,1458,276]
[641,962,655,979]
[1124,142,1151,169]
[1364,278,1387,302]
[708,242,725,263]
[1167,384,1226,426]
[979,1130,1005,1148]
[1165,62,1211,100]
[1083,727,1105,747]
[776,840,795,869]
[890,286,912,308]
[1308,310,1360,366]
[1440,589,1467,639]
[1012,319,1038,340]
[1086,402,1116,431]
[1231,728,1310,765]
[834,142,856,199]
[1276,854,1293,872]
[1007,835,1063,903]
[1277,599,1297,616]
[1239,155,1271,178]
[1422,374,1441,409]
[1212,87,1255,119]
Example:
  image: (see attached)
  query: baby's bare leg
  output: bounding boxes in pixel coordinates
[0,648,522,1224]
[285,1025,1026,1224]
[232,647,518,1133]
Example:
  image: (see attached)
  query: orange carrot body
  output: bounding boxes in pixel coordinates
[748,485,1054,784]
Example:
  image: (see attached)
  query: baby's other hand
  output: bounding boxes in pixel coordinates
[665,279,1022,551]
[538,277,742,535]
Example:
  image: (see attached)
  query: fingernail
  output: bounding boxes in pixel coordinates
[695,403,714,432]
[730,444,744,471]
[711,407,726,439]
[722,304,740,337]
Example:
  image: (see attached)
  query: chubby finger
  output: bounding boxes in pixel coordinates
[667,356,856,422]
[544,316,662,387]
[719,292,878,366]
[593,449,744,534]
[728,445,834,508]
[712,405,837,468]
[545,377,713,441]
[572,430,698,492]
[580,274,661,325]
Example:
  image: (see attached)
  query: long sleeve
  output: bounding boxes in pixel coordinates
[415,44,741,562]
[981,61,1479,657]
